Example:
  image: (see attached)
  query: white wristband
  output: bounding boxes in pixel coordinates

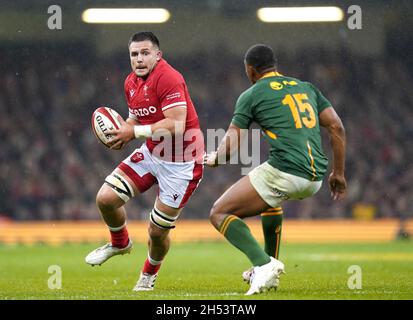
[134,125,152,138]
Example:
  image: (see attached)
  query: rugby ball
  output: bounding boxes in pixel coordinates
[91,107,123,148]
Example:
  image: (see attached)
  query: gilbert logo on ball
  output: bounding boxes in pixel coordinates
[92,107,123,148]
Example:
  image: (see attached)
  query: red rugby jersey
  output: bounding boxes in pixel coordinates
[124,59,204,162]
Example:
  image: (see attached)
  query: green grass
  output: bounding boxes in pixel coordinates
[0,241,412,300]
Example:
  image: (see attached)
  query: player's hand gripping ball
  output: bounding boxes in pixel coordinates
[91,107,124,149]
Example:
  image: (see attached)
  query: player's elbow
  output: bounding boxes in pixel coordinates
[336,122,346,138]
[328,118,345,138]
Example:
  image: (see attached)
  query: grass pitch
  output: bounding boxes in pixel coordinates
[0,241,412,300]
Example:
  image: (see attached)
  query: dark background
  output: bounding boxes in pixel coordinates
[0,0,412,221]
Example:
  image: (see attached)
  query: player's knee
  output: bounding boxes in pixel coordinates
[96,187,119,212]
[148,224,168,241]
[209,201,222,224]
[210,198,226,215]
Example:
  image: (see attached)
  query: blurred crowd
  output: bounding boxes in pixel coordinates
[0,44,412,220]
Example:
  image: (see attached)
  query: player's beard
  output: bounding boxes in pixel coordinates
[136,60,158,79]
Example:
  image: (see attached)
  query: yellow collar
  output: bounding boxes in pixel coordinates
[259,71,283,80]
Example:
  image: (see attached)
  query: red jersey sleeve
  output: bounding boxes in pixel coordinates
[156,72,187,112]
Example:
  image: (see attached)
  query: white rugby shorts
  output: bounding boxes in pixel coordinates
[117,143,203,208]
[248,162,322,208]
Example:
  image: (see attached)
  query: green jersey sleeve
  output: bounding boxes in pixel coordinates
[308,83,332,113]
[231,89,254,129]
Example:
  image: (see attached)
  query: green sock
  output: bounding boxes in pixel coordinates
[219,215,270,266]
[261,207,283,259]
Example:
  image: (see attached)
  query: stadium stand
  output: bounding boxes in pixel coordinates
[0,45,412,222]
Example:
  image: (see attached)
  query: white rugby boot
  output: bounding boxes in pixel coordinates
[133,272,158,291]
[245,257,285,295]
[243,265,279,284]
[242,267,254,283]
[85,240,132,266]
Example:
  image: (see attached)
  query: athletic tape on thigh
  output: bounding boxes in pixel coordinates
[105,173,135,203]
[150,206,179,229]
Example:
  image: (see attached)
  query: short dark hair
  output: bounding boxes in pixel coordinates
[128,31,160,48]
[245,44,277,73]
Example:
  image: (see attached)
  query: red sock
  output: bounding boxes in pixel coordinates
[142,258,161,275]
[110,227,129,248]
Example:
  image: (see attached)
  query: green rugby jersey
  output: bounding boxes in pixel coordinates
[231,71,330,181]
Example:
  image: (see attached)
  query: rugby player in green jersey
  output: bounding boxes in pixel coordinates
[205,44,347,295]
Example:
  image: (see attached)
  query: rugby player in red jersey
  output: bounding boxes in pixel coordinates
[85,32,204,291]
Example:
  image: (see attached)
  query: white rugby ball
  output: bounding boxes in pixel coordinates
[91,107,123,148]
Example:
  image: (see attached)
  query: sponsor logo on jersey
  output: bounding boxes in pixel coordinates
[166,92,181,100]
[129,106,157,117]
[130,89,135,97]
[130,152,144,163]
[143,85,149,97]
[270,81,283,90]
